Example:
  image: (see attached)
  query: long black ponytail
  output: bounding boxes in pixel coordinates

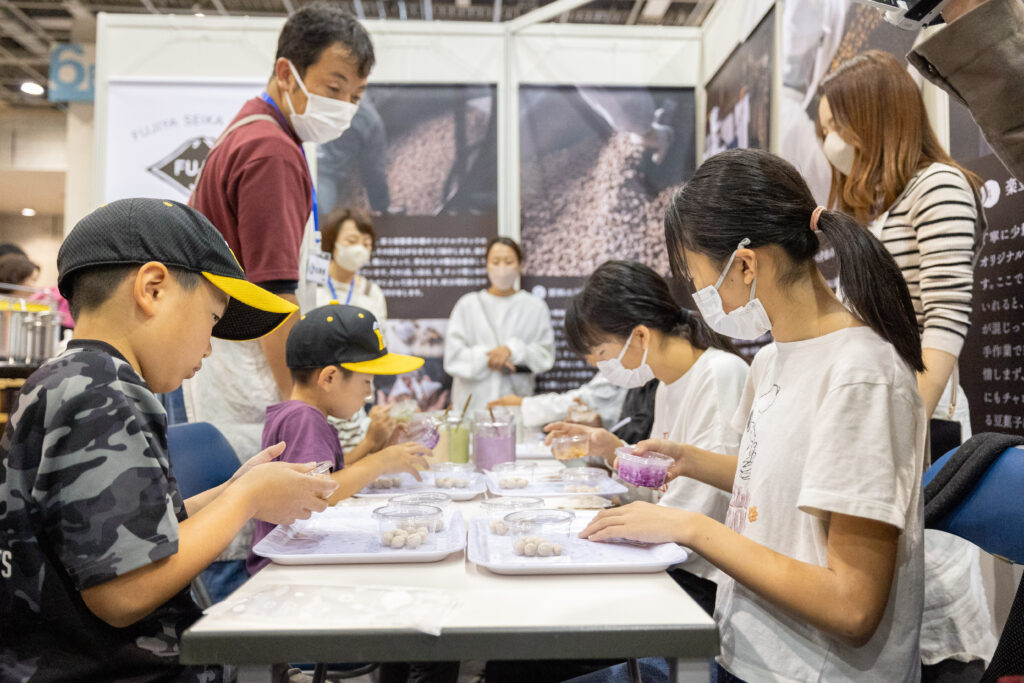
[664,148,923,372]
[565,260,741,358]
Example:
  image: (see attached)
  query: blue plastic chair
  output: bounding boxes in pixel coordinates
[922,441,1024,682]
[166,422,239,499]
[166,422,242,606]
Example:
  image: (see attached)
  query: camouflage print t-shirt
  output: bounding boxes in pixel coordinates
[0,340,223,682]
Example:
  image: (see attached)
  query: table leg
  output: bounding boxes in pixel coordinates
[312,662,328,683]
[627,658,643,683]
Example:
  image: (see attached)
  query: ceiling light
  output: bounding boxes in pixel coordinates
[20,82,44,96]
[21,208,36,217]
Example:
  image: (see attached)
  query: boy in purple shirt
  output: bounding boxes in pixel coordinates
[248,303,432,573]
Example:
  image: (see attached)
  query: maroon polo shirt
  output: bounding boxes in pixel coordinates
[192,96,312,285]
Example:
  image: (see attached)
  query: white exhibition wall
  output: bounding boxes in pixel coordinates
[94,14,700,240]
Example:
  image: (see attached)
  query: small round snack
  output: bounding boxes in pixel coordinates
[480,496,543,535]
[373,504,443,550]
[369,475,404,490]
[560,466,608,493]
[550,435,590,461]
[615,446,673,489]
[505,508,574,557]
[493,461,536,490]
[432,462,475,490]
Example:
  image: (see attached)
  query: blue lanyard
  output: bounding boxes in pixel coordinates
[260,92,318,235]
[327,276,356,304]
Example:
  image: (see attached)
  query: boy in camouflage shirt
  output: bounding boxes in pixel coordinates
[0,198,337,682]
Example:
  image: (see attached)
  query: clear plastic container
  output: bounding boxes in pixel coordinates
[431,462,475,489]
[446,414,471,464]
[428,412,450,466]
[405,414,440,449]
[373,504,443,550]
[550,434,590,461]
[615,446,673,488]
[389,399,419,423]
[561,466,607,493]
[505,509,575,557]
[388,491,452,512]
[492,461,536,490]
[568,402,599,425]
[480,496,543,535]
[308,461,333,480]
[472,410,516,472]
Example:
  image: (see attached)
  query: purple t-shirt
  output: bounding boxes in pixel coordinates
[247,400,345,574]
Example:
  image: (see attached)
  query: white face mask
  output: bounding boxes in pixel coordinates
[822,131,855,176]
[488,266,519,291]
[284,60,358,144]
[596,329,656,389]
[692,238,772,341]
[334,243,371,272]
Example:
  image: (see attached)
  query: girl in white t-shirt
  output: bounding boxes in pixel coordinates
[581,149,928,682]
[545,260,749,617]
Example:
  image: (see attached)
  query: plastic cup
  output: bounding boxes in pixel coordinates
[615,446,673,488]
[308,461,333,480]
[492,461,536,490]
[560,466,607,493]
[480,496,543,535]
[373,504,443,550]
[448,422,470,464]
[550,434,590,461]
[405,415,440,449]
[388,492,453,512]
[505,509,575,557]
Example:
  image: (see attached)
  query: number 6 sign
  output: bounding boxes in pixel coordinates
[48,43,95,102]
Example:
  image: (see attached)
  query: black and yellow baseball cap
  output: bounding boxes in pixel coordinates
[57,198,298,340]
[287,303,424,375]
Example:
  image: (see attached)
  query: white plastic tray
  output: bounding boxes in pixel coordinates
[253,506,467,565]
[516,441,554,460]
[483,471,627,498]
[467,513,687,575]
[353,471,486,501]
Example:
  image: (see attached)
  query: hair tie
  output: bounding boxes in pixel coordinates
[810,206,825,233]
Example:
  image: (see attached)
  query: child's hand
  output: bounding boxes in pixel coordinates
[229,441,286,485]
[578,501,691,545]
[236,461,337,525]
[372,442,432,480]
[633,439,689,483]
[544,421,622,465]
[365,405,397,449]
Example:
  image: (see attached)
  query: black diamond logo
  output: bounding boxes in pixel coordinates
[148,137,214,195]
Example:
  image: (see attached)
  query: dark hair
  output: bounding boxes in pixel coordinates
[275,3,375,80]
[0,243,27,259]
[486,237,523,264]
[290,365,354,385]
[321,207,375,254]
[0,254,39,290]
[664,148,923,372]
[565,260,741,358]
[66,264,202,321]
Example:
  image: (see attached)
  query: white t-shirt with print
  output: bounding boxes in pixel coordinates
[716,326,926,683]
[655,348,748,582]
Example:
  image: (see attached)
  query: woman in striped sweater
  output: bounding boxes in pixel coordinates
[818,50,994,683]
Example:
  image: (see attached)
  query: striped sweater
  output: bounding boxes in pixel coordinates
[871,162,979,357]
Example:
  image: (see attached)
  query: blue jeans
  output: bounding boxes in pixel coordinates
[562,658,670,683]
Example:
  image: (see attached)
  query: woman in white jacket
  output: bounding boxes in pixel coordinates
[444,237,555,416]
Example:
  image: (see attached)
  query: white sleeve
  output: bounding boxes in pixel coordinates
[443,297,494,382]
[798,382,923,530]
[579,376,627,427]
[520,390,577,428]
[505,298,556,374]
[684,356,748,456]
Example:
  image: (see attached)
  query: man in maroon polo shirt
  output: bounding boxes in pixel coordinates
[181,3,374,592]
